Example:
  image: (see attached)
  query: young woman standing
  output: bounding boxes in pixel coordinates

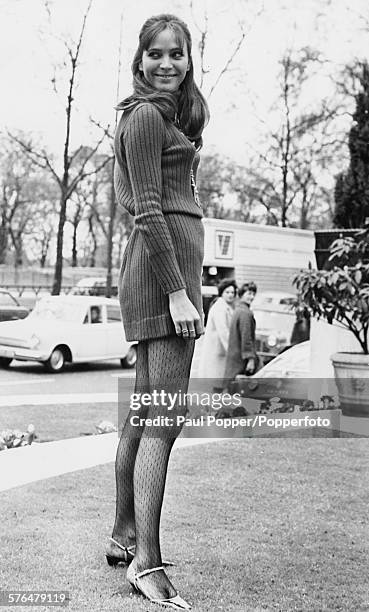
[198,279,238,388]
[107,14,209,610]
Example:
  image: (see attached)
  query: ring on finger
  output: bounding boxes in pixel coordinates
[182,329,189,336]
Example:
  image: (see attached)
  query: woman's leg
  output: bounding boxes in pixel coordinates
[110,341,149,549]
[128,335,195,599]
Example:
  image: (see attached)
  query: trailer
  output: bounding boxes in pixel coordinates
[202,218,315,291]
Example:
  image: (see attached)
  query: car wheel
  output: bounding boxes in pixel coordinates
[0,357,12,368]
[120,345,137,369]
[44,347,66,373]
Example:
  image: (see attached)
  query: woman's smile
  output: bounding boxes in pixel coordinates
[139,28,190,93]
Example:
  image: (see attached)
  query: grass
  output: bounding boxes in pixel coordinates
[1,439,368,611]
[0,403,122,442]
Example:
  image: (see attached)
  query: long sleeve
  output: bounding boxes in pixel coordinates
[238,309,256,360]
[123,103,186,294]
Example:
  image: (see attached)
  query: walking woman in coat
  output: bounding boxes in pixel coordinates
[198,279,237,387]
[224,282,259,388]
[106,14,209,610]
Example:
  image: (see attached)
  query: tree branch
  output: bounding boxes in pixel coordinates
[67,146,111,197]
[208,27,246,99]
[6,132,61,186]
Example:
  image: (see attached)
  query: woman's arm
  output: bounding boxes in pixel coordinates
[123,103,186,295]
[239,310,256,372]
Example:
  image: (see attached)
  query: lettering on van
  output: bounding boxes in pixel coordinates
[215,231,234,259]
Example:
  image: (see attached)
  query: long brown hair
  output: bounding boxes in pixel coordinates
[116,14,209,149]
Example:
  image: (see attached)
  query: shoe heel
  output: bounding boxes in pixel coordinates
[106,554,120,567]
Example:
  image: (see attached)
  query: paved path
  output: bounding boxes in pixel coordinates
[0,432,221,492]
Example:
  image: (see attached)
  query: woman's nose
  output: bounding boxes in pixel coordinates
[159,55,172,69]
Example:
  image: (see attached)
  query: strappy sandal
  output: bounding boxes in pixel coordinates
[126,564,191,610]
[106,537,135,566]
[106,537,175,568]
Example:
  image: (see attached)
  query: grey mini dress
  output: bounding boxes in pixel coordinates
[114,102,204,341]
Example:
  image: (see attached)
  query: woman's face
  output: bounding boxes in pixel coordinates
[242,289,256,306]
[139,28,190,93]
[222,286,236,305]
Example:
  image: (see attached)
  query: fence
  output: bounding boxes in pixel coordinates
[0,266,119,287]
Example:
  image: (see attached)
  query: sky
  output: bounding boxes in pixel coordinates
[1,0,369,169]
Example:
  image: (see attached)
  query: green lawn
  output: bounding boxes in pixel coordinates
[1,439,368,611]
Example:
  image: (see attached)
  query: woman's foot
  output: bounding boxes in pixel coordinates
[106,536,136,566]
[127,559,178,601]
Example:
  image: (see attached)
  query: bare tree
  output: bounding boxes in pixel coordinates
[29,208,55,268]
[0,135,57,266]
[189,1,262,98]
[7,0,110,292]
[248,47,342,227]
[84,12,125,295]
[68,188,89,268]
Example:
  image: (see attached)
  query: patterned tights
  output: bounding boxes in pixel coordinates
[112,335,195,587]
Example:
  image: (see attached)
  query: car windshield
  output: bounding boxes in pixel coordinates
[253,310,295,335]
[29,301,83,322]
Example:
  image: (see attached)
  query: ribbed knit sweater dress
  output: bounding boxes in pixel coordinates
[114,102,204,341]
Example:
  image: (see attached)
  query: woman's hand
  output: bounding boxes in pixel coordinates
[245,358,255,375]
[169,289,203,339]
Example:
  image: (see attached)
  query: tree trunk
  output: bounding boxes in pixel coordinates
[88,215,97,268]
[15,246,23,267]
[0,222,7,264]
[52,190,68,295]
[40,235,50,268]
[89,249,96,267]
[299,188,309,229]
[281,152,288,227]
[72,221,78,267]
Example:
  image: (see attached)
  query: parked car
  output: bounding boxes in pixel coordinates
[230,341,311,407]
[252,291,297,310]
[252,291,298,365]
[253,340,310,379]
[0,295,136,372]
[0,289,29,322]
[71,277,118,297]
[230,341,339,414]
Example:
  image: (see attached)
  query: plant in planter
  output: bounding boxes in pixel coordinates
[294,229,369,416]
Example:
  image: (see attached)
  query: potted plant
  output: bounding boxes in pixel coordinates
[294,229,369,417]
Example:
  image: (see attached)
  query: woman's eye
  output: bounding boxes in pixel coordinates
[148,52,160,59]
[173,52,184,59]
